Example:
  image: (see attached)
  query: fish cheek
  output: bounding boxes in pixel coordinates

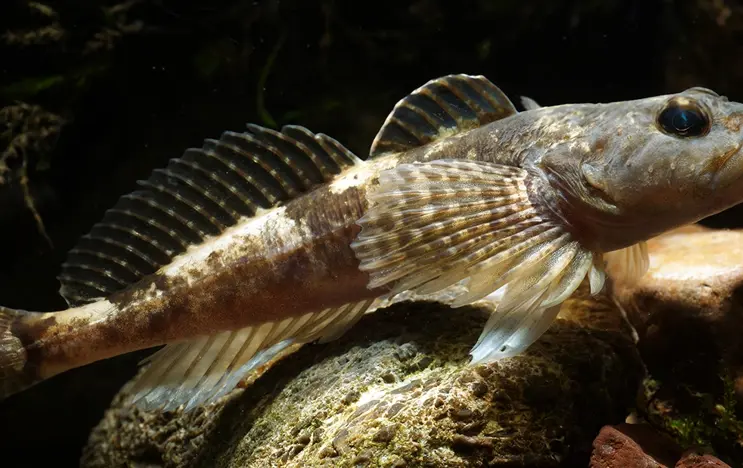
[581,162,609,196]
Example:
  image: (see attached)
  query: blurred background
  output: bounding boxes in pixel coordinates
[0,0,742,466]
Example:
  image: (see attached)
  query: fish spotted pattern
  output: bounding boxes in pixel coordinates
[1,74,742,412]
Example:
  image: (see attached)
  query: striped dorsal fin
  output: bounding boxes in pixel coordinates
[369,74,518,157]
[58,124,362,306]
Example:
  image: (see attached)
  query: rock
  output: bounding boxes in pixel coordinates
[676,450,732,468]
[81,282,642,468]
[612,225,743,386]
[589,424,732,468]
[590,424,680,468]
[611,225,743,465]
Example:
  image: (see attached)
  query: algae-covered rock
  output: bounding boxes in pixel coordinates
[81,283,642,468]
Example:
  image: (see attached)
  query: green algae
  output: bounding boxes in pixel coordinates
[642,371,743,465]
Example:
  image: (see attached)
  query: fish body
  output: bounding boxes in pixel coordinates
[1,75,742,411]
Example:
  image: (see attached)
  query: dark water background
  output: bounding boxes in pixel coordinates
[0,0,742,466]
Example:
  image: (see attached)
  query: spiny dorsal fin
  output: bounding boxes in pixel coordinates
[59,125,361,306]
[369,74,517,157]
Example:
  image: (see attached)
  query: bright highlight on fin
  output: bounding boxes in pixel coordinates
[351,159,602,363]
[127,299,376,411]
[603,242,649,286]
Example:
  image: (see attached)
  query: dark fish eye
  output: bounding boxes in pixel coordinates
[657,99,710,138]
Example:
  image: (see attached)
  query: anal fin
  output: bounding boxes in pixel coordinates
[127,299,376,412]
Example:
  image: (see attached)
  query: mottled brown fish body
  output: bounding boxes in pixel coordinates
[5,73,742,412]
[22,124,525,381]
[22,168,390,379]
[20,116,549,375]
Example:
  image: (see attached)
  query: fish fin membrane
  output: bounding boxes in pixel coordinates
[351,159,600,361]
[603,241,649,286]
[128,299,376,412]
[370,74,517,157]
[520,96,542,111]
[0,307,43,400]
[59,125,361,307]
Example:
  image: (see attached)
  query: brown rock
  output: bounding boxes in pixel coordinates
[615,226,743,382]
[613,225,743,398]
[675,450,731,468]
[589,424,733,468]
[590,424,680,468]
[611,225,743,464]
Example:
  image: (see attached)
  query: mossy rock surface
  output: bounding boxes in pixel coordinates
[82,286,642,468]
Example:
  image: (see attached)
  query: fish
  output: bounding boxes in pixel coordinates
[1,74,742,412]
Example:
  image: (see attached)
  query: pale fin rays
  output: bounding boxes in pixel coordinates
[352,159,603,365]
[128,299,376,412]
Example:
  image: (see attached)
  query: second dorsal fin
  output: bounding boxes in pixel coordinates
[369,74,518,157]
[58,124,361,307]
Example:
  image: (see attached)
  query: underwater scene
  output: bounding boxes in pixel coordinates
[2,1,743,467]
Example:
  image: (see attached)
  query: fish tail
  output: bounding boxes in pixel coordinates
[0,306,42,400]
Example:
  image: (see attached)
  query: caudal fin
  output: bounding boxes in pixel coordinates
[0,307,40,399]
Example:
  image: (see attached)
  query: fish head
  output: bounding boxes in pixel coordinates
[539,87,743,251]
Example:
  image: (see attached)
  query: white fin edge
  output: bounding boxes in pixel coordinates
[128,299,376,412]
[469,247,596,362]
[520,96,542,110]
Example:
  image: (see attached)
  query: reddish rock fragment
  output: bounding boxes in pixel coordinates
[675,451,731,468]
[590,424,680,468]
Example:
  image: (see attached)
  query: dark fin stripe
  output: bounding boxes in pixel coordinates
[141,168,234,231]
[244,125,318,188]
[279,126,362,177]
[158,166,241,223]
[90,223,176,261]
[215,133,302,197]
[57,272,114,297]
[169,158,259,216]
[67,246,150,280]
[123,192,212,239]
[59,262,131,289]
[108,208,192,248]
[59,125,360,306]
[197,144,281,205]
[370,74,518,157]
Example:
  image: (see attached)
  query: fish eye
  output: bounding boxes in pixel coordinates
[657,98,710,138]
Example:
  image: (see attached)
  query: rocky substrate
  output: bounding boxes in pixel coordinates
[81,226,743,467]
[82,283,642,468]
